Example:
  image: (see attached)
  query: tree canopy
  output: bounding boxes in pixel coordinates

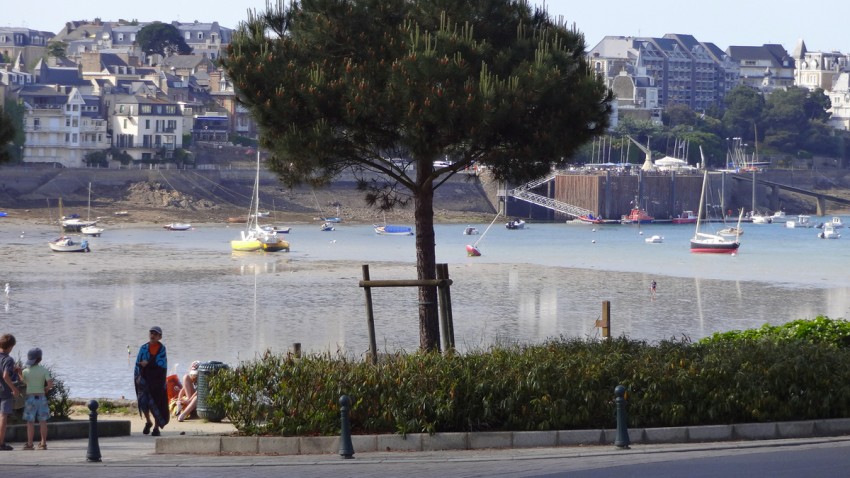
[136,22,192,58]
[222,0,612,350]
[0,105,16,164]
[47,40,68,60]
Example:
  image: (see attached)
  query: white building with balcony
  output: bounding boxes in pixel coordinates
[20,85,109,167]
[106,93,183,161]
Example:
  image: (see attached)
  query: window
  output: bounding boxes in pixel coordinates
[184,32,191,40]
[165,105,176,114]
[66,117,71,127]
[146,120,150,129]
[65,133,70,142]
[72,133,78,143]
[33,118,40,130]
[118,33,124,41]
[119,105,125,113]
[141,105,152,114]
[197,32,204,40]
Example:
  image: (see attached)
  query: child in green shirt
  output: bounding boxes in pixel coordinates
[22,348,53,450]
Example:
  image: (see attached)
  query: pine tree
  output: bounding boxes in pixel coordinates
[222,0,612,351]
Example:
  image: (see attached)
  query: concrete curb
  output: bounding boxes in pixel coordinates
[154,418,850,456]
[4,419,131,443]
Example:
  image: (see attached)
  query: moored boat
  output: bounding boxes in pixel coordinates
[578,214,620,225]
[718,226,743,236]
[751,213,772,224]
[49,198,91,252]
[164,223,192,231]
[81,225,104,237]
[671,211,697,225]
[820,217,844,229]
[818,224,841,239]
[621,207,654,224]
[785,215,813,228]
[771,210,787,221]
[231,151,291,252]
[463,226,479,235]
[61,216,97,232]
[48,235,90,253]
[690,172,740,254]
[645,235,664,243]
[505,219,526,230]
[374,225,414,236]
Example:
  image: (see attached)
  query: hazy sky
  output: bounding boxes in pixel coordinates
[3,0,846,53]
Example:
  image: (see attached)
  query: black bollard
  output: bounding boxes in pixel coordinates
[614,385,630,449]
[86,399,102,462]
[339,395,355,459]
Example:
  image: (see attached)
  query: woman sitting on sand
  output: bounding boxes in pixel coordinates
[176,361,200,422]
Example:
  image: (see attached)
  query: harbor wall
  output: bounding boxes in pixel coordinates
[506,172,742,221]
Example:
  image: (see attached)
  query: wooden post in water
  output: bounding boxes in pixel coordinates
[596,301,611,339]
[362,265,378,364]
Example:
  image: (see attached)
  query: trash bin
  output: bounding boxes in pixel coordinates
[196,361,229,422]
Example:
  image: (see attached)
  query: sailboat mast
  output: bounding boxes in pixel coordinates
[473,212,502,248]
[695,171,707,234]
[751,169,756,214]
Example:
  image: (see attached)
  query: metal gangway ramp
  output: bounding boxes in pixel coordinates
[505,172,594,219]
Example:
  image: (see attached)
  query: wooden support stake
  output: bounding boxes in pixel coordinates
[362,264,378,364]
[436,264,450,353]
[595,301,611,339]
[437,264,455,350]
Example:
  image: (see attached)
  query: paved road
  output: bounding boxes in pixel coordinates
[4,435,849,478]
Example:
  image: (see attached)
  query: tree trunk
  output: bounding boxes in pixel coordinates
[414,179,440,351]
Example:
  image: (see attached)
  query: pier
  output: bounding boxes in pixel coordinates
[500,169,850,221]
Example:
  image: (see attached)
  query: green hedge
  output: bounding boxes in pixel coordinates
[207,317,850,436]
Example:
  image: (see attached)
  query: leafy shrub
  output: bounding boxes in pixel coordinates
[701,316,850,347]
[46,366,72,419]
[208,319,850,436]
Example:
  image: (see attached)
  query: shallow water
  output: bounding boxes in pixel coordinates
[1,218,849,398]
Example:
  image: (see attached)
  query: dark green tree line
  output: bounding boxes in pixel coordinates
[136,22,192,58]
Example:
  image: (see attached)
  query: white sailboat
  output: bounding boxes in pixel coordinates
[231,152,290,252]
[81,183,104,237]
[49,198,90,253]
[690,171,740,254]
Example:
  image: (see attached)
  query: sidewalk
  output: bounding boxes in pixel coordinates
[3,415,850,459]
[2,417,850,478]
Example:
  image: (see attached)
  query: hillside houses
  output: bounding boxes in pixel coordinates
[6,20,850,168]
[1,20,246,167]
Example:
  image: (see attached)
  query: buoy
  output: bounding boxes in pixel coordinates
[591,228,596,232]
[639,231,644,235]
[591,240,596,243]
